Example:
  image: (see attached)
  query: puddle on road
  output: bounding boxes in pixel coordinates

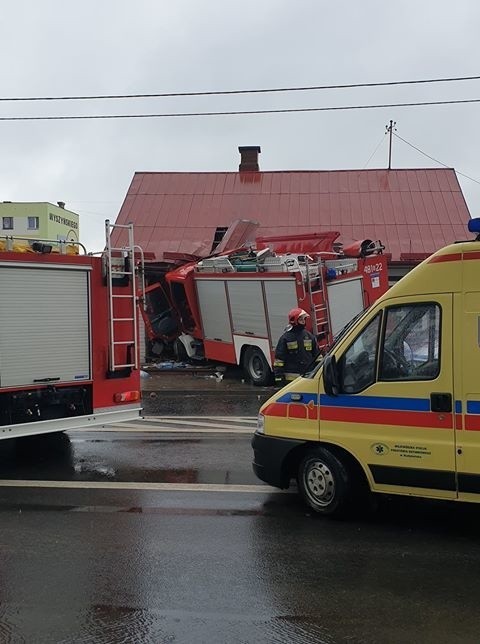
[78,467,257,486]
[0,501,290,516]
[0,432,256,486]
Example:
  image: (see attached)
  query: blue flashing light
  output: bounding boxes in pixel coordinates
[326,268,337,280]
[468,218,480,234]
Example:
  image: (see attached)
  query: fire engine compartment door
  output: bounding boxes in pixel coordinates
[263,279,298,348]
[0,265,91,387]
[195,279,232,342]
[326,276,364,337]
[227,280,268,337]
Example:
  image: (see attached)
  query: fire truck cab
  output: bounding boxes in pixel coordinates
[252,219,480,516]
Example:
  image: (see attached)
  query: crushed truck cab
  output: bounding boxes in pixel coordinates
[252,219,480,516]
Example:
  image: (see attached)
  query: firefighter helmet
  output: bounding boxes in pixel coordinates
[288,308,309,325]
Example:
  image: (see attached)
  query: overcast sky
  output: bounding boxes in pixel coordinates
[0,0,479,250]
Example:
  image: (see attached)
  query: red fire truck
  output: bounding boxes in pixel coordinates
[141,225,389,385]
[0,221,143,439]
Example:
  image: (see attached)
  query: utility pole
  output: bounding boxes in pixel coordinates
[385,120,397,170]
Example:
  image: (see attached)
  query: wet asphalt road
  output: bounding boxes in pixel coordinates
[1,373,480,642]
[140,367,273,417]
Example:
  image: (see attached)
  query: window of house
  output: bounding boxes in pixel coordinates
[211,226,228,253]
[2,217,13,230]
[27,216,39,230]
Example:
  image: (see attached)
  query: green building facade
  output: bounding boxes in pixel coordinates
[0,202,79,242]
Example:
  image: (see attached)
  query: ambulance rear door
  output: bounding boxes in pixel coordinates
[457,288,480,500]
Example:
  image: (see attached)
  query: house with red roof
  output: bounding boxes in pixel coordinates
[114,146,471,281]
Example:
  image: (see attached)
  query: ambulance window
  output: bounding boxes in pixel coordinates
[339,314,381,393]
[379,303,440,381]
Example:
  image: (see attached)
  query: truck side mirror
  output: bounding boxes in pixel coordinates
[323,354,339,396]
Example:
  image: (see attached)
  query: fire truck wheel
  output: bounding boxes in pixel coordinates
[297,447,352,516]
[243,347,272,386]
[174,338,188,362]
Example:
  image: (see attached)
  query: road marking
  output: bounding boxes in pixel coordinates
[70,427,253,435]
[69,416,257,434]
[0,479,291,494]
[145,416,257,423]
[70,424,254,434]
[141,417,256,429]
[71,427,253,435]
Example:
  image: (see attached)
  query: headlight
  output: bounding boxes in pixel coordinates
[257,413,265,434]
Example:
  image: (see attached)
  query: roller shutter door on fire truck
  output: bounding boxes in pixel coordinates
[0,265,90,387]
[227,278,298,345]
[326,276,364,337]
[226,278,299,342]
[195,279,232,342]
[196,277,298,343]
[227,280,268,337]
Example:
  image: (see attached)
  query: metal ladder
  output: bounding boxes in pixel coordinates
[310,268,331,343]
[317,265,332,341]
[104,219,144,375]
[304,257,330,339]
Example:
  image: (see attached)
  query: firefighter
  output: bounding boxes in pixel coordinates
[273,308,320,386]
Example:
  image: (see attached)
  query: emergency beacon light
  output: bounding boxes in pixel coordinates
[467,218,480,234]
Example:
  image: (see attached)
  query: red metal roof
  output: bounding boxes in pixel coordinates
[114,168,470,262]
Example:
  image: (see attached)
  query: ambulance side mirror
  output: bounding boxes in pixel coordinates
[323,354,339,396]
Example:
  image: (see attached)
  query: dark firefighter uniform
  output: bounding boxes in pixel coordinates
[273,325,320,385]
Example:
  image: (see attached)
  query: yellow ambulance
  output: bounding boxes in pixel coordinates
[252,219,480,516]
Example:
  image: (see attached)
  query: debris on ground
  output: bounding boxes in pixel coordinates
[196,371,224,382]
[142,361,227,375]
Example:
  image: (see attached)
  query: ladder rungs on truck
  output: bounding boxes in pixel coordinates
[104,219,145,376]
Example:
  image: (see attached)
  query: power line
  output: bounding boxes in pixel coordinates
[0,74,479,102]
[363,132,387,169]
[1,97,480,121]
[393,132,480,185]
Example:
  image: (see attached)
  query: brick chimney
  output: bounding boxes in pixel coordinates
[238,146,261,172]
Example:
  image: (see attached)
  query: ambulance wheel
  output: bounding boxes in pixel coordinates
[298,447,352,516]
[243,347,272,386]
